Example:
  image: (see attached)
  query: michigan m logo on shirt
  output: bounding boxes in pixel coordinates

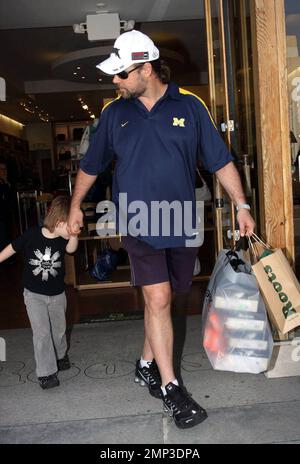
[173,117,185,127]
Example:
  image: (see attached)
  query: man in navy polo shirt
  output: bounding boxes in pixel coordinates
[68,30,255,429]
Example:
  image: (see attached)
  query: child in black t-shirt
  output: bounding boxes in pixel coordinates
[0,196,78,389]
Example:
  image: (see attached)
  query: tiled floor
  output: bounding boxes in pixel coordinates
[0,258,206,329]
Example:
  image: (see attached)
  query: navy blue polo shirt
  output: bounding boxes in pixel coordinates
[80,81,233,248]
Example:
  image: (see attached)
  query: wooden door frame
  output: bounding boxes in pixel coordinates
[250,0,294,263]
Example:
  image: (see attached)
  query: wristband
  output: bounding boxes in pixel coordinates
[236,203,251,212]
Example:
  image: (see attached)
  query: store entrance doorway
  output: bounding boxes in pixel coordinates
[204,0,257,252]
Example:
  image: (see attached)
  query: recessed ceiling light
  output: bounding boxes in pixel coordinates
[98,78,102,81]
[81,76,85,79]
[77,66,81,70]
[97,2,106,7]
[73,72,77,75]
[90,114,96,119]
[82,104,88,110]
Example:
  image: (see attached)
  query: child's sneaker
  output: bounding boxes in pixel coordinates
[134,359,162,399]
[38,373,60,390]
[57,354,71,371]
[162,382,207,429]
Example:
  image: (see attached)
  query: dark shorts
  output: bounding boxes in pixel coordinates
[121,235,199,293]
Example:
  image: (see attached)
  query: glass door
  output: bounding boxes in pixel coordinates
[204,0,256,252]
[226,0,258,229]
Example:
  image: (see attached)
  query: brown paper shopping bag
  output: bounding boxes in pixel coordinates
[251,238,300,334]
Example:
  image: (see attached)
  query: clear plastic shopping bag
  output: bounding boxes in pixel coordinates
[202,249,273,374]
[195,168,212,202]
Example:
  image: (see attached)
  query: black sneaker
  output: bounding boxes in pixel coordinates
[162,382,208,429]
[38,373,60,390]
[134,359,162,399]
[57,354,71,371]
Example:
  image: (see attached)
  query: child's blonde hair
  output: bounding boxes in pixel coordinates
[44,195,71,232]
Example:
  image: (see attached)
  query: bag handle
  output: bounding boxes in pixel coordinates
[224,237,246,264]
[224,239,253,273]
[246,234,273,264]
[246,236,259,264]
[233,236,249,252]
[196,168,207,186]
[250,232,272,250]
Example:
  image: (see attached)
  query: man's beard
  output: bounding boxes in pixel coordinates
[117,82,147,100]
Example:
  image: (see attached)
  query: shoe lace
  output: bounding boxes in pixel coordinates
[166,387,193,413]
[148,361,161,386]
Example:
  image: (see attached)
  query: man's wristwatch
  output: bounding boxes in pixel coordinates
[236,203,251,212]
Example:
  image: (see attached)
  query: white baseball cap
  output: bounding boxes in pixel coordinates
[97,30,160,75]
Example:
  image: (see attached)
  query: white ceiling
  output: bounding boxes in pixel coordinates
[0,0,205,29]
[0,0,209,123]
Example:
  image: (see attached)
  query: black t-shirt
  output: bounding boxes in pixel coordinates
[11,227,68,296]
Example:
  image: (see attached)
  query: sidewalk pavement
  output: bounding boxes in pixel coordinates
[0,315,300,444]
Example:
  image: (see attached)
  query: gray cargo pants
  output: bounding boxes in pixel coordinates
[23,288,67,377]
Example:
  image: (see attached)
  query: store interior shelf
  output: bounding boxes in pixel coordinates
[56,140,83,146]
[53,120,89,167]
[75,268,132,290]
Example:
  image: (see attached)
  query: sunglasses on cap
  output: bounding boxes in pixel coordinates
[115,63,144,79]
